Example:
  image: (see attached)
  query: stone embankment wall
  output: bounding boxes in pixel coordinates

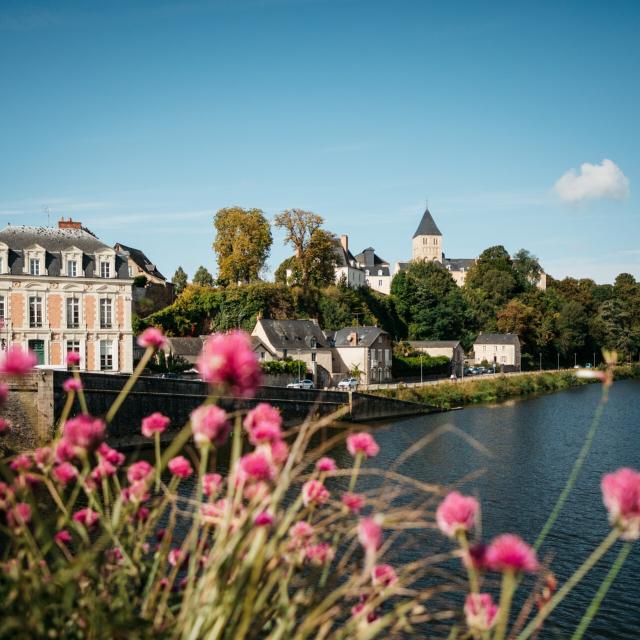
[1,371,431,451]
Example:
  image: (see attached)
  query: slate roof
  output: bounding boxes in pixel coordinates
[409,340,461,349]
[115,243,166,280]
[256,319,330,350]
[333,239,359,269]
[250,336,277,357]
[165,337,205,358]
[444,257,476,271]
[354,247,390,268]
[474,333,521,346]
[0,225,129,279]
[333,326,387,348]
[413,207,442,238]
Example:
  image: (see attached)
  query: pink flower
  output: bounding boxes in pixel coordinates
[0,417,9,435]
[436,491,479,538]
[121,480,149,504]
[485,534,539,574]
[463,543,488,571]
[372,563,398,587]
[53,462,78,485]
[168,548,184,566]
[62,377,83,393]
[290,521,314,541]
[0,346,37,375]
[342,492,366,513]
[168,456,193,479]
[358,517,383,553]
[67,351,81,366]
[254,510,275,527]
[347,432,380,458]
[55,439,76,464]
[91,458,117,482]
[202,473,223,497]
[0,482,13,509]
[306,543,334,566]
[137,327,168,350]
[302,479,330,507]
[34,446,53,469]
[10,454,31,473]
[464,593,500,632]
[63,415,106,452]
[141,412,170,438]
[8,502,32,528]
[97,443,125,467]
[269,440,289,466]
[351,596,379,623]
[55,529,72,545]
[73,507,100,530]
[190,405,229,446]
[601,467,640,540]
[127,460,153,484]
[0,382,8,405]
[197,331,262,398]
[238,451,276,483]
[243,403,282,445]
[316,457,337,472]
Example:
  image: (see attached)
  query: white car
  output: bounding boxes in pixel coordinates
[287,379,314,390]
[337,378,359,390]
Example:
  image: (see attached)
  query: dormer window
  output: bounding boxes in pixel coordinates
[0,242,8,275]
[95,248,116,279]
[23,244,47,277]
[61,247,83,277]
[30,258,40,275]
[68,260,77,277]
[101,261,111,278]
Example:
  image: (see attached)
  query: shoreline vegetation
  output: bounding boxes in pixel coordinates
[373,365,640,410]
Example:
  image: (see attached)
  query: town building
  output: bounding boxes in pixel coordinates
[113,242,168,285]
[354,248,392,295]
[330,326,393,384]
[472,333,521,371]
[408,340,465,376]
[334,235,367,288]
[0,219,133,372]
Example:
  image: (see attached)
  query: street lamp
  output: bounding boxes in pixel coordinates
[420,352,423,384]
[297,349,301,381]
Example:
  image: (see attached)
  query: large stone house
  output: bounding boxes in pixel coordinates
[472,333,521,371]
[354,248,392,295]
[409,340,465,376]
[330,326,393,384]
[0,219,133,372]
[334,236,366,288]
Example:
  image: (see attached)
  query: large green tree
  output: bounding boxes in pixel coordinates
[213,207,272,284]
[192,265,215,287]
[172,266,188,295]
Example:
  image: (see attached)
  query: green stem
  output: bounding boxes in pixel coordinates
[534,388,608,551]
[457,530,479,593]
[73,369,89,415]
[494,570,516,640]
[570,541,633,640]
[105,346,154,423]
[154,431,161,492]
[56,392,74,436]
[348,452,363,492]
[517,527,621,640]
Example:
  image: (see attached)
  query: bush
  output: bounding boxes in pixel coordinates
[391,355,450,378]
[260,359,307,375]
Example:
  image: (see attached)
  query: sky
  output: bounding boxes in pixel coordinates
[1,0,638,284]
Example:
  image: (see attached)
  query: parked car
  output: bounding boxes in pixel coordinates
[287,379,314,390]
[337,378,359,390]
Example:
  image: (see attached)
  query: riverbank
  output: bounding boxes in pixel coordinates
[373,364,640,409]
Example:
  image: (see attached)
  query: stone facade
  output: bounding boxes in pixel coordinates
[331,326,393,384]
[409,340,465,376]
[472,333,521,371]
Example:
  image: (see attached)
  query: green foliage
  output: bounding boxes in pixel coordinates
[133,274,148,288]
[172,266,188,294]
[260,359,307,375]
[193,265,215,287]
[391,354,450,378]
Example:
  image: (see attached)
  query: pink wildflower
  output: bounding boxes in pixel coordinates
[243,403,282,445]
[290,521,314,541]
[463,543,488,571]
[8,502,32,528]
[73,508,100,530]
[202,472,222,498]
[464,593,500,632]
[436,491,479,538]
[62,377,83,393]
[372,563,398,587]
[200,501,224,526]
[121,480,149,504]
[141,412,170,438]
[0,417,9,435]
[342,492,365,513]
[351,596,379,623]
[53,462,78,486]
[168,548,184,567]
[358,517,383,553]
[67,351,81,366]
[316,457,337,472]
[347,432,380,458]
[34,446,53,469]
[238,451,276,483]
[485,534,539,574]
[254,510,275,527]
[63,415,106,452]
[190,405,229,446]
[91,458,117,482]
[306,543,334,566]
[0,383,8,405]
[302,479,330,507]
[55,529,72,545]
[135,506,150,522]
[127,460,153,484]
[10,454,31,473]
[55,439,76,464]
[97,443,125,466]
[137,327,168,350]
[196,331,262,398]
[602,467,640,540]
[269,440,289,466]
[168,456,193,479]
[0,346,37,375]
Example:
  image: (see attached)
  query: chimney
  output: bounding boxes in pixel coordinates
[340,234,349,253]
[58,217,82,230]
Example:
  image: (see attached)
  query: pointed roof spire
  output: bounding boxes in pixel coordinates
[413,206,442,238]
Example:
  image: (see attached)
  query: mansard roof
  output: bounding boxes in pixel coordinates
[256,319,330,350]
[115,243,166,280]
[413,207,442,238]
[354,247,390,268]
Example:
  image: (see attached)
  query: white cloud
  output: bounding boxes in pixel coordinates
[554,159,630,203]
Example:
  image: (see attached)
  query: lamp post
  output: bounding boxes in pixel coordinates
[297,349,301,381]
[420,352,423,384]
[557,353,560,370]
[539,352,542,371]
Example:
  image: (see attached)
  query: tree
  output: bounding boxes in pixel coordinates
[172,267,188,295]
[513,249,543,290]
[302,229,338,287]
[193,266,215,287]
[213,207,272,284]
[496,299,539,348]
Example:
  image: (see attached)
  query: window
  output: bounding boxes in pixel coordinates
[100,340,113,371]
[99,298,112,329]
[66,297,80,328]
[0,295,4,323]
[67,341,81,367]
[282,349,288,358]
[385,349,391,363]
[68,260,77,277]
[311,352,316,362]
[378,279,383,287]
[128,266,133,277]
[377,269,382,276]
[0,258,3,273]
[29,296,43,327]
[260,351,265,360]
[30,258,40,275]
[100,261,110,278]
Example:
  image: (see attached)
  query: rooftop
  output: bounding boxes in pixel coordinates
[413,207,442,238]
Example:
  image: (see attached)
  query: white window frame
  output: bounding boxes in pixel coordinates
[99,298,113,329]
[29,258,41,275]
[99,340,114,371]
[29,295,43,328]
[66,296,80,329]
[0,242,8,274]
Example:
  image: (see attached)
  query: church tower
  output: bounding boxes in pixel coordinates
[412,206,443,262]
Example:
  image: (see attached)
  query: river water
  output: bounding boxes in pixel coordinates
[355,380,640,639]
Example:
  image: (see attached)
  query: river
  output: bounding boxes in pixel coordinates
[353,379,640,639]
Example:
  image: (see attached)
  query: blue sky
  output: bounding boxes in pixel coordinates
[1,0,638,284]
